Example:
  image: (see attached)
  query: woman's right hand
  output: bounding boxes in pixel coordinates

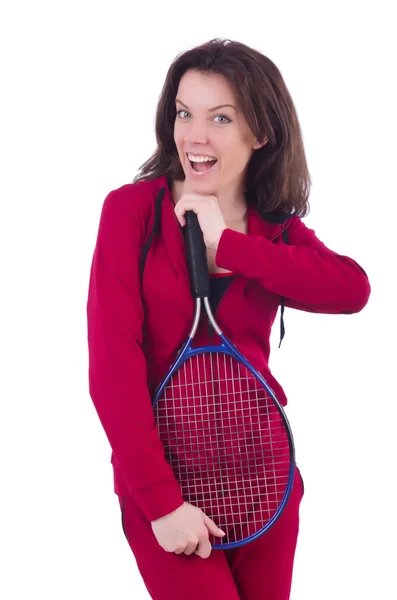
[151,501,226,559]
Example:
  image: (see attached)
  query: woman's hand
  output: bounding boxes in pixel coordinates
[151,501,226,559]
[174,191,226,250]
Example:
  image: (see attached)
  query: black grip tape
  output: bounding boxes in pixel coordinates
[185,211,209,298]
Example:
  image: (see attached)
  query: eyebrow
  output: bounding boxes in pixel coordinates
[175,98,237,112]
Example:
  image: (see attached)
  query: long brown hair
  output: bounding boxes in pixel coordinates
[133,38,311,217]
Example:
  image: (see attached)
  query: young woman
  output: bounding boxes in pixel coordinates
[87,38,370,600]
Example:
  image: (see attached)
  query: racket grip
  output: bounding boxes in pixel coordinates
[185,211,210,298]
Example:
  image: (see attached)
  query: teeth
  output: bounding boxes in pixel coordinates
[187,153,217,163]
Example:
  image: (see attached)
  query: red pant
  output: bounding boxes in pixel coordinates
[119,466,304,600]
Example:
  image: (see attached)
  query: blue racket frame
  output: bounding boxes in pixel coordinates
[153,330,296,549]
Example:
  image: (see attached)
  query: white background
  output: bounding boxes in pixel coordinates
[1,1,396,598]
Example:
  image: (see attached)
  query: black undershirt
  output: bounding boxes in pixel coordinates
[209,274,235,314]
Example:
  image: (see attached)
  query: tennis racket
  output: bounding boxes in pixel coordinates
[152,211,295,549]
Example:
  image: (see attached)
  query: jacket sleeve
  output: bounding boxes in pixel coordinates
[86,188,184,521]
[215,216,370,314]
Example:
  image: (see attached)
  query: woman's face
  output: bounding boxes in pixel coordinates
[173,70,267,196]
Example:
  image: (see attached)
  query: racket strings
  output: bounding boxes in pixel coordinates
[154,352,292,545]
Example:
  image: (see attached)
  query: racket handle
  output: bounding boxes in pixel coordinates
[185,211,210,298]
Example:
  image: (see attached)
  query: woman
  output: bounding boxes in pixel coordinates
[87,38,370,600]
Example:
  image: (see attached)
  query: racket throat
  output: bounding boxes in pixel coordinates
[208,317,214,340]
[203,297,223,337]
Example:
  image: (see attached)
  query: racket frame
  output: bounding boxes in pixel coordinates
[153,296,296,549]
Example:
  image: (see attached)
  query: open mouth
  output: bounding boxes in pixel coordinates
[186,154,218,175]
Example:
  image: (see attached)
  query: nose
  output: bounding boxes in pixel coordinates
[183,120,208,145]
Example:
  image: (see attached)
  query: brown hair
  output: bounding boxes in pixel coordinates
[133,38,311,217]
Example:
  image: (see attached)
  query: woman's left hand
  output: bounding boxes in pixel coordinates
[174,191,227,250]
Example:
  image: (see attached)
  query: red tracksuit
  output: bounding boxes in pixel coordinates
[87,175,370,599]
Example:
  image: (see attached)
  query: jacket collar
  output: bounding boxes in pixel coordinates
[157,177,189,280]
[247,204,286,240]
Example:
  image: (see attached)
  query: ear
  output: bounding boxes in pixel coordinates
[253,136,268,150]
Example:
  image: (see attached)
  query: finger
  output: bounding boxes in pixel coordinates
[175,213,186,227]
[183,540,200,556]
[174,203,200,226]
[183,525,209,555]
[176,201,200,215]
[203,514,226,538]
[194,538,212,560]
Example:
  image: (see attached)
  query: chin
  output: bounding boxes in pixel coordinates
[187,179,218,195]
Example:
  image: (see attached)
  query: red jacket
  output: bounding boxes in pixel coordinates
[86,175,370,522]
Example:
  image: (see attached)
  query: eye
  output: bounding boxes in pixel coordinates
[213,115,231,124]
[176,109,189,119]
[175,109,231,124]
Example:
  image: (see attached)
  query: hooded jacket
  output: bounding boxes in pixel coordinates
[86,175,370,522]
